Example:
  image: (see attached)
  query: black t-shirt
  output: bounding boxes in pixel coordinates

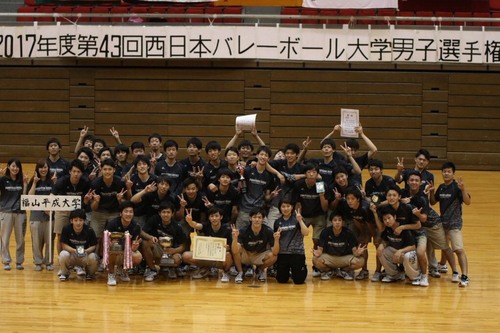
[154,160,186,199]
[338,199,374,225]
[129,173,158,216]
[274,215,305,255]
[319,227,358,257]
[292,179,330,218]
[52,175,91,207]
[381,227,415,250]
[205,186,240,224]
[199,223,232,244]
[60,223,97,249]
[238,225,275,253]
[143,215,186,247]
[106,217,142,239]
[141,191,175,219]
[47,157,70,177]
[364,175,396,204]
[240,166,275,212]
[90,176,126,213]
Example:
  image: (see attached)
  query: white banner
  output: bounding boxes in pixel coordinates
[21,195,82,211]
[0,25,498,64]
[302,0,398,9]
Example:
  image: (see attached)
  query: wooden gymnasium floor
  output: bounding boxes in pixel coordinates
[0,169,499,332]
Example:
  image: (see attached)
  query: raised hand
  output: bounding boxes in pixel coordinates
[270,186,281,199]
[231,224,239,238]
[302,136,312,149]
[295,208,302,221]
[33,170,40,184]
[177,193,187,208]
[109,127,120,140]
[273,227,282,240]
[51,171,57,184]
[396,157,405,172]
[144,181,157,193]
[80,125,88,138]
[202,196,213,208]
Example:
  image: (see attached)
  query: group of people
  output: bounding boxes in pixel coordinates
[0,123,472,288]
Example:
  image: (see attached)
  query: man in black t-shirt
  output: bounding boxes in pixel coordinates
[58,209,98,281]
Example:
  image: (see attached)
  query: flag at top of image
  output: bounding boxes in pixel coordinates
[302,0,398,9]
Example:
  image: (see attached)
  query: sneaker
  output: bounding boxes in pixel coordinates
[268,267,277,278]
[339,270,354,281]
[75,266,86,276]
[355,269,369,280]
[59,274,69,281]
[143,267,150,277]
[45,265,54,271]
[382,275,397,283]
[437,263,448,273]
[412,276,421,286]
[86,274,96,280]
[235,272,243,283]
[320,270,333,281]
[188,264,198,271]
[176,267,186,277]
[144,270,158,282]
[452,272,461,283]
[168,268,177,279]
[107,273,117,286]
[4,264,11,271]
[97,262,104,272]
[57,269,62,276]
[459,275,470,288]
[16,264,24,270]
[220,271,230,283]
[229,266,238,276]
[429,268,441,278]
[34,265,43,271]
[209,267,218,277]
[244,267,254,277]
[192,267,209,279]
[420,274,429,287]
[120,270,131,282]
[257,269,267,282]
[371,271,382,282]
[312,267,321,278]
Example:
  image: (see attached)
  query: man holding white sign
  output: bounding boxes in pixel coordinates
[183,207,233,283]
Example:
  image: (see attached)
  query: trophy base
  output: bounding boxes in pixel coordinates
[160,258,175,266]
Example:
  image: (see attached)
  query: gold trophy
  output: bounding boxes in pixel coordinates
[110,232,125,253]
[159,235,175,265]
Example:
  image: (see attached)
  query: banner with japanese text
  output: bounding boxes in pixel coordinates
[302,0,398,9]
[0,25,498,63]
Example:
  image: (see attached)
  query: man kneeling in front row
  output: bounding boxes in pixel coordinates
[59,209,99,281]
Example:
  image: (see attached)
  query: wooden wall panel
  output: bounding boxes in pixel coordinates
[0,64,499,169]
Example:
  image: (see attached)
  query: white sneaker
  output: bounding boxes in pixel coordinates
[437,263,448,273]
[120,270,130,282]
[192,267,209,279]
[107,273,117,286]
[312,267,321,277]
[244,267,254,277]
[75,266,85,277]
[235,272,243,283]
[320,270,333,280]
[339,270,354,281]
[220,272,230,283]
[371,271,382,282]
[459,275,470,288]
[257,269,267,282]
[144,270,158,282]
[412,274,421,286]
[452,272,461,283]
[229,266,238,276]
[168,268,177,279]
[420,274,429,287]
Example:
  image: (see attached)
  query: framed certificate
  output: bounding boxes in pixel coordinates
[340,108,359,138]
[192,236,227,262]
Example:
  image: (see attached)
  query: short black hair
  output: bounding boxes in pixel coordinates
[386,185,402,196]
[131,141,146,151]
[76,147,94,161]
[320,138,336,149]
[238,140,253,151]
[163,139,178,151]
[187,137,202,150]
[205,140,222,154]
[133,154,151,168]
[249,207,266,218]
[368,159,384,169]
[119,200,134,213]
[415,149,431,160]
[69,159,85,172]
[148,133,162,143]
[100,158,115,169]
[69,208,87,221]
[114,144,130,157]
[441,161,456,172]
[46,137,61,150]
[256,145,272,157]
[159,202,175,213]
[284,143,300,155]
[208,206,224,217]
